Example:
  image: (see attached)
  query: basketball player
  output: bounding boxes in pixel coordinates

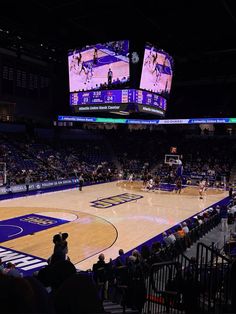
[93,48,98,65]
[199,179,207,199]
[154,175,160,190]
[152,52,158,68]
[76,52,82,66]
[84,62,93,84]
[70,51,82,73]
[143,173,148,188]
[153,62,161,86]
[118,170,123,181]
[128,173,134,184]
[175,176,182,194]
[144,47,155,71]
[147,178,154,191]
[69,51,77,72]
[79,61,87,76]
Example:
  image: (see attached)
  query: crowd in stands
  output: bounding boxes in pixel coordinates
[0,132,117,187]
[103,128,235,188]
[0,127,236,191]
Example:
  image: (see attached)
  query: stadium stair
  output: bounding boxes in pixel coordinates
[103,300,139,313]
[184,221,235,259]
[229,162,236,185]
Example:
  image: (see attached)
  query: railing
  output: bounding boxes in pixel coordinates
[143,261,185,313]
[143,242,232,313]
[195,242,232,313]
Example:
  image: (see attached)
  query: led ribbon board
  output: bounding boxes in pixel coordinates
[58,116,235,124]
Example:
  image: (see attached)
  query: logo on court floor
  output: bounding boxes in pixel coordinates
[20,216,56,226]
[91,193,143,208]
[0,246,48,276]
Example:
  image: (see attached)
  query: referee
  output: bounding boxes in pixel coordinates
[78,174,84,191]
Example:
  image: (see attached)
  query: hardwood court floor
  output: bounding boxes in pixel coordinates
[0,181,227,271]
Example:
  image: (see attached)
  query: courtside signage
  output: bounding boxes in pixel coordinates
[91,193,143,208]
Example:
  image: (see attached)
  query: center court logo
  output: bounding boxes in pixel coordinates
[91,193,143,208]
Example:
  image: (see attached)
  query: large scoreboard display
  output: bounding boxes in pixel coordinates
[139,43,173,98]
[70,89,133,105]
[134,90,167,113]
[68,40,173,116]
[68,40,129,92]
[70,89,166,115]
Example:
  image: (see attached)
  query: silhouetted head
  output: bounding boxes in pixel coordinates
[118,249,124,256]
[98,253,105,261]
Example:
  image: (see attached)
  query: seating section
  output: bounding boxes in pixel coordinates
[0,133,116,185]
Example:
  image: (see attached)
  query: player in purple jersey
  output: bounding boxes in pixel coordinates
[153,63,161,86]
[175,176,182,194]
[79,61,87,75]
[144,48,155,71]
[93,48,98,65]
[152,52,158,67]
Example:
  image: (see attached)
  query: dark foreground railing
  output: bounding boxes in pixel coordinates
[143,243,233,314]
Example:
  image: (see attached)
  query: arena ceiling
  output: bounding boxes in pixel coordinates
[1,0,236,118]
[1,0,236,58]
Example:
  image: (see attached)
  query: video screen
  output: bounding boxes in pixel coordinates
[68,40,130,92]
[139,43,173,98]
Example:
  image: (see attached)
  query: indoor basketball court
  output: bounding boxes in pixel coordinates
[0,181,228,272]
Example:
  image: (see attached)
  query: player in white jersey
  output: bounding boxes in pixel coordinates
[147,178,154,191]
[84,62,94,85]
[199,179,207,199]
[144,47,155,71]
[70,51,82,74]
[129,173,134,182]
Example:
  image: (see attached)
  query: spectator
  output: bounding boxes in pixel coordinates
[167,230,176,244]
[177,225,185,238]
[0,258,4,273]
[53,272,104,314]
[220,205,228,232]
[0,273,35,313]
[92,253,113,299]
[182,222,189,234]
[2,262,22,278]
[162,232,172,247]
[115,249,126,267]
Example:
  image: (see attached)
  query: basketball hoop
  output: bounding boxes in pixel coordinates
[164,154,180,165]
